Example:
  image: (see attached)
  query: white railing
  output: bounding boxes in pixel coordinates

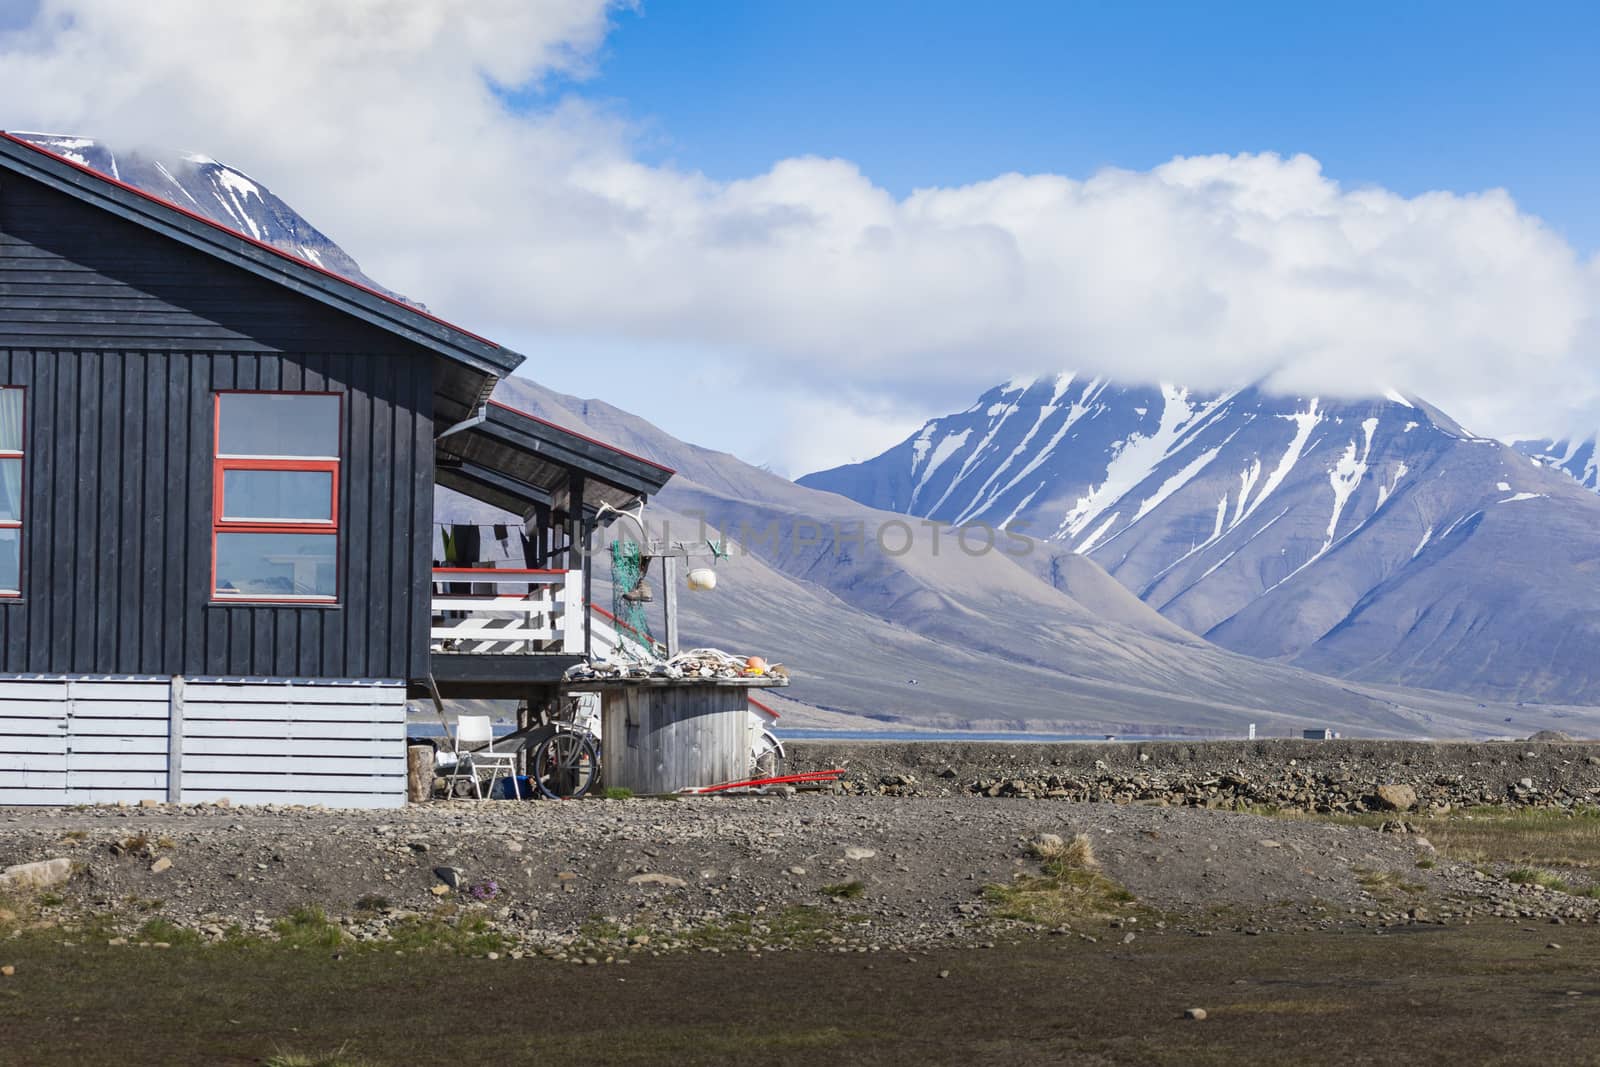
[429,568,584,655]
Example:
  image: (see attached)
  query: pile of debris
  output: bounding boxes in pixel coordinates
[565,647,788,684]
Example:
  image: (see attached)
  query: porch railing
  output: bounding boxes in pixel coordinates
[429,568,584,655]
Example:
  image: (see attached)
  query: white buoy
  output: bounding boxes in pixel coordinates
[686,567,717,591]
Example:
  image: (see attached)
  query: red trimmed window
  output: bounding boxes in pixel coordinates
[0,388,22,596]
[212,392,340,602]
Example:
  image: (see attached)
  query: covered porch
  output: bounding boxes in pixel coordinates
[422,398,674,699]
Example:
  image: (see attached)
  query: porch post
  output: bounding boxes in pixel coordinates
[167,675,185,803]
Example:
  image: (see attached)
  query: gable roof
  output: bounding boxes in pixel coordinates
[0,131,675,511]
[0,131,524,403]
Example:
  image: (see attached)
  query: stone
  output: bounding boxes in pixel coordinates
[0,965,13,977]
[627,873,687,889]
[506,841,523,854]
[1258,840,1282,849]
[149,857,172,874]
[843,847,877,861]
[1518,778,1536,791]
[433,866,464,889]
[430,885,451,897]
[0,858,74,891]
[1121,932,1136,944]
[1183,1008,1207,1021]
[1374,784,1418,812]
[139,799,160,809]
[1033,833,1065,853]
[937,970,950,979]
[787,866,807,876]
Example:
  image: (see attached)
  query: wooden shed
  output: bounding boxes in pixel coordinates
[0,132,674,806]
[567,678,788,795]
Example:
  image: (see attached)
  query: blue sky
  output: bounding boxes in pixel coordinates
[547,0,1598,251]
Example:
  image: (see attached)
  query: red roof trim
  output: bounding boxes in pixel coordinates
[0,130,500,349]
[487,398,676,475]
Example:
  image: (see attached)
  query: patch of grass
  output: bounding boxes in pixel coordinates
[37,891,64,907]
[274,906,344,950]
[820,880,865,900]
[60,829,89,842]
[136,918,203,948]
[1354,868,1427,898]
[1505,868,1571,892]
[1419,806,1600,870]
[0,892,26,932]
[673,906,839,951]
[352,894,391,914]
[384,911,506,956]
[600,786,634,800]
[264,1045,377,1067]
[985,833,1137,926]
[1415,858,1436,869]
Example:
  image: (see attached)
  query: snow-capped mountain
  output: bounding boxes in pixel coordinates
[1515,436,1600,492]
[10,132,406,303]
[34,129,1600,717]
[802,375,1600,703]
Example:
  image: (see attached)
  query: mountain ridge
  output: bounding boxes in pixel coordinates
[47,129,1600,734]
[803,374,1600,703]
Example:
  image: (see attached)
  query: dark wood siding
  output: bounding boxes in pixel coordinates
[0,171,437,680]
[0,347,433,679]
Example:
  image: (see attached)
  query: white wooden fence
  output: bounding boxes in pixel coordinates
[0,676,406,808]
[430,568,583,655]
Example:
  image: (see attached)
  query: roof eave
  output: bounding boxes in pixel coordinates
[0,132,523,380]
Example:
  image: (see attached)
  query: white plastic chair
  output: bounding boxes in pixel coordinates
[443,715,521,800]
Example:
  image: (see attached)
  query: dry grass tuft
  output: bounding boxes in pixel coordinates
[988,832,1133,926]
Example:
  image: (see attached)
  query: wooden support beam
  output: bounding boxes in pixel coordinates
[167,675,185,803]
[663,554,680,658]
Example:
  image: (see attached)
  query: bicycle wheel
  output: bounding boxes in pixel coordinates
[532,730,600,799]
[751,727,784,780]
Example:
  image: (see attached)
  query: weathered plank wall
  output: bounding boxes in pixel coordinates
[0,678,176,805]
[0,676,405,807]
[179,680,406,808]
[600,684,749,794]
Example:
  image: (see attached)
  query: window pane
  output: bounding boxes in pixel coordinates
[217,394,339,457]
[0,459,19,522]
[0,390,21,452]
[0,528,17,592]
[222,468,332,522]
[215,532,336,598]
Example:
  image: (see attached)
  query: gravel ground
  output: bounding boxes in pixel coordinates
[5,791,1595,958]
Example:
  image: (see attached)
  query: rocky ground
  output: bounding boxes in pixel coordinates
[7,739,1600,1066]
[4,758,1599,963]
[792,737,1600,810]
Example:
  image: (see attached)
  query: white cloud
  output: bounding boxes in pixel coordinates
[3,2,1598,472]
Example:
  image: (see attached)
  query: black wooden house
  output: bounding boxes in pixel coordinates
[0,132,672,807]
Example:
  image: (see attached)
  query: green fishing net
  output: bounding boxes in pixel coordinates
[610,538,654,648]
